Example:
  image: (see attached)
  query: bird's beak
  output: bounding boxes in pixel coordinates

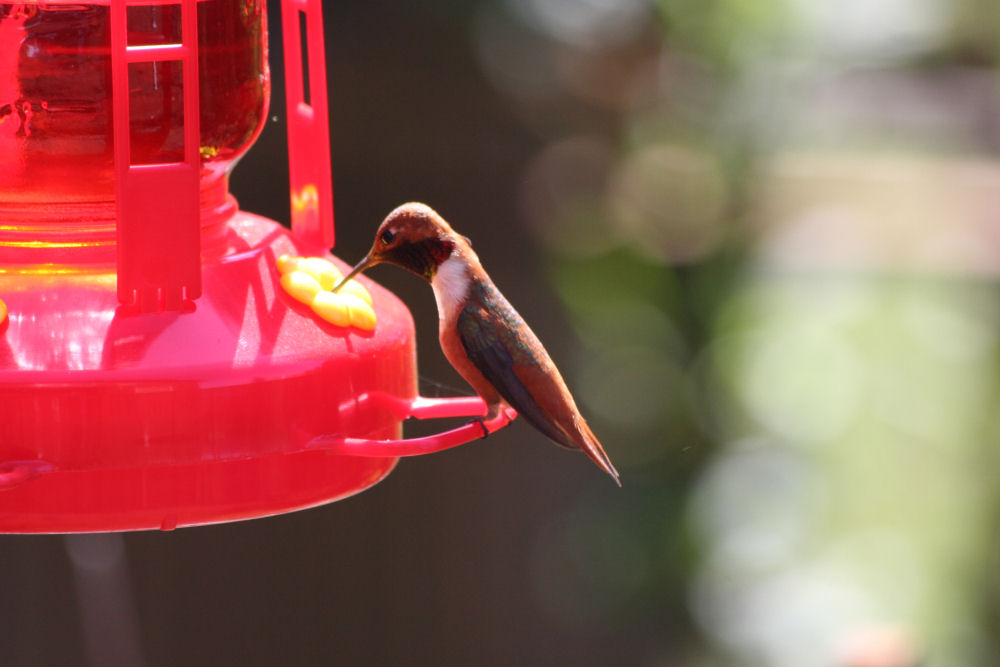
[332,253,378,293]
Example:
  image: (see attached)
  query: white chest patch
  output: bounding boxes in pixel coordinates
[431,255,469,322]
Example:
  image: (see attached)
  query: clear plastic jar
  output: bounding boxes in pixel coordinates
[0,0,269,239]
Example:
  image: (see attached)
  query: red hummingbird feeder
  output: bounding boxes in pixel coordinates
[0,0,513,532]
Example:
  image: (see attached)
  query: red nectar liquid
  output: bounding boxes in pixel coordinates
[0,0,269,232]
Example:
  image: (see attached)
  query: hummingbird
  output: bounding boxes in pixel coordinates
[334,202,620,485]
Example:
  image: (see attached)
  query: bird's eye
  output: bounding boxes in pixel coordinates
[380,229,396,245]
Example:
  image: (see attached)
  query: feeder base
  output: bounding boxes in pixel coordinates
[0,212,417,532]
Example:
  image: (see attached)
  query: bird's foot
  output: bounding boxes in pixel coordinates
[466,402,507,439]
[467,416,490,439]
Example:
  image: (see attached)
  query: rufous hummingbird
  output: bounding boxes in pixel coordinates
[333,202,620,485]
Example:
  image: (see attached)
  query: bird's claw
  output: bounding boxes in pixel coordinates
[468,417,490,440]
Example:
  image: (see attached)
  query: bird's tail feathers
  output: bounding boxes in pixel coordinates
[571,416,621,487]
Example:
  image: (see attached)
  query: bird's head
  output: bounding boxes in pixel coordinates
[334,202,471,288]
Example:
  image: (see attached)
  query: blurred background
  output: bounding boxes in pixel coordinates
[3,0,1000,664]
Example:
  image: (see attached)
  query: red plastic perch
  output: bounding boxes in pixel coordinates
[308,395,517,457]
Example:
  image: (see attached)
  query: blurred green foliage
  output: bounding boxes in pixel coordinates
[475,0,1000,663]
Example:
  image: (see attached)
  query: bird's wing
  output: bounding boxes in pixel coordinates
[455,302,573,448]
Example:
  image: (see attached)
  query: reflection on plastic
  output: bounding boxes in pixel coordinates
[0,460,55,491]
